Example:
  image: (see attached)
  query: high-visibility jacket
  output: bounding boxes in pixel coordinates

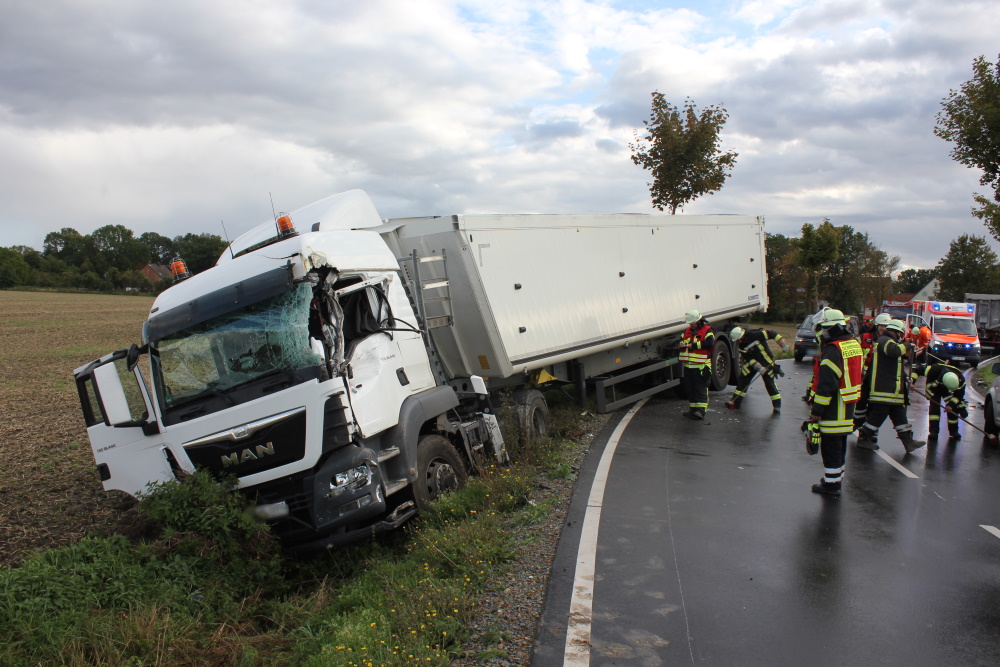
[680,322,714,370]
[867,333,910,405]
[737,328,783,370]
[811,335,864,434]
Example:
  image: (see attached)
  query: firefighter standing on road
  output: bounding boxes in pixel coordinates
[806,309,864,496]
[680,310,715,420]
[911,363,968,440]
[852,312,894,430]
[726,326,790,413]
[856,319,926,454]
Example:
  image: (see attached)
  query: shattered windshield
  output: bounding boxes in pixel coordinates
[151,283,322,412]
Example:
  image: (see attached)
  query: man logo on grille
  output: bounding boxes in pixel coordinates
[221,442,276,468]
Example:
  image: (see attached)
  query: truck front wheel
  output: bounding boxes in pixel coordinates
[413,435,468,510]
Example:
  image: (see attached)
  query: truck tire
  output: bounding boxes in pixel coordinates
[515,389,551,444]
[710,343,732,391]
[413,434,467,510]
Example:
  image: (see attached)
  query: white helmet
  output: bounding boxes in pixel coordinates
[685,309,702,324]
[730,326,745,341]
[885,319,906,333]
[816,308,847,328]
[873,313,892,326]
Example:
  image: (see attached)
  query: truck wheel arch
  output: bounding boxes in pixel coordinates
[379,386,460,483]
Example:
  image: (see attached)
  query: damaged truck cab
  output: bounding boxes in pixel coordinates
[75,192,502,553]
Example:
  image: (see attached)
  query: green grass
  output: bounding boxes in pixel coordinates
[0,404,588,667]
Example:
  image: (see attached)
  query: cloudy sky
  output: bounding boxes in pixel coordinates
[0,0,997,271]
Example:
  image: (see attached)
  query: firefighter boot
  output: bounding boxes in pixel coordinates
[772,398,782,414]
[927,426,939,440]
[900,430,926,454]
[856,426,879,450]
[811,479,841,496]
[949,425,961,440]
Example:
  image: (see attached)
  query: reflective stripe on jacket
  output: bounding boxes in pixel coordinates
[680,323,715,369]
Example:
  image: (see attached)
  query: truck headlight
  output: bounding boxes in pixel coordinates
[328,464,373,497]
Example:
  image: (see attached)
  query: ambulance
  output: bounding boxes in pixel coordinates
[906,300,981,367]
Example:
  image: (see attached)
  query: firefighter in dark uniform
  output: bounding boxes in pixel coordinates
[806,309,864,496]
[680,309,715,420]
[911,363,968,439]
[726,325,790,413]
[852,312,893,430]
[856,319,925,453]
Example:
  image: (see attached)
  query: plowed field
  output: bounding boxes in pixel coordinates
[0,290,154,568]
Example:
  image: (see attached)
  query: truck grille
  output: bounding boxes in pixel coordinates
[183,408,307,477]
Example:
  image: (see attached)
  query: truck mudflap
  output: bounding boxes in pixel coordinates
[285,501,418,556]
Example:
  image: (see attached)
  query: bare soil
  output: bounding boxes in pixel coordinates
[0,290,154,568]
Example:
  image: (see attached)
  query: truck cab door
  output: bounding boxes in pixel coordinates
[337,278,419,436]
[74,346,174,496]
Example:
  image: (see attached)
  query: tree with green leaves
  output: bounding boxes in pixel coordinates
[934,55,1000,239]
[893,268,936,294]
[824,226,898,316]
[935,234,1000,301]
[139,232,176,265]
[172,233,229,274]
[630,93,738,213]
[794,219,841,311]
[761,233,807,322]
[0,247,33,288]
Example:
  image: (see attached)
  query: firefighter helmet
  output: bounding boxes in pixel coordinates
[816,308,847,328]
[873,313,892,326]
[941,372,961,392]
[730,326,745,341]
[885,319,906,333]
[685,309,702,324]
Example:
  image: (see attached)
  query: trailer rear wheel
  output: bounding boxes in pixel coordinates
[515,389,551,444]
[710,343,732,391]
[413,435,467,510]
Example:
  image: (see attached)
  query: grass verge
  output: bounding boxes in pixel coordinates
[0,399,593,666]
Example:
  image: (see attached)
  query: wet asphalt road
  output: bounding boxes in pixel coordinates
[534,361,1000,666]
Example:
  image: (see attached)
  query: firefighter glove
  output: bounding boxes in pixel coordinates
[801,421,821,455]
[780,341,790,353]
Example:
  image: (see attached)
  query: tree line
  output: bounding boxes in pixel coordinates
[0,225,228,292]
[764,222,1000,324]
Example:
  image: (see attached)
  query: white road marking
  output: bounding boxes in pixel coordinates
[874,449,919,478]
[980,525,1000,540]
[563,399,648,667]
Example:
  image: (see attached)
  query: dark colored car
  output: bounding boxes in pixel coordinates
[794,314,819,362]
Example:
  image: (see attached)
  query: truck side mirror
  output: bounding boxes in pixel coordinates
[126,343,144,372]
[93,362,137,426]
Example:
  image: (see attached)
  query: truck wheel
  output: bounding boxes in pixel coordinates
[985,397,998,436]
[413,435,467,510]
[515,389,551,444]
[710,343,731,391]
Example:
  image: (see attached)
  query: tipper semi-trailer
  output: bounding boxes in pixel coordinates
[73,190,768,552]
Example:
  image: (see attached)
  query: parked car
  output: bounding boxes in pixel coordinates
[794,312,863,362]
[794,314,819,362]
[985,362,1000,436]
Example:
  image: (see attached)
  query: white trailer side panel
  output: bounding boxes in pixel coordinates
[381,214,767,379]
